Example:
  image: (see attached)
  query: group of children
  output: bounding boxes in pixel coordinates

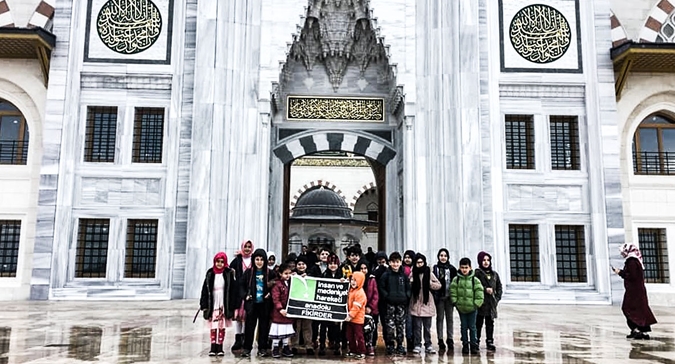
[199,240,503,358]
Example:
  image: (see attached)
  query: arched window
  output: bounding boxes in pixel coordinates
[633,114,675,175]
[0,99,29,165]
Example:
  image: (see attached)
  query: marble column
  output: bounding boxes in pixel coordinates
[414,0,483,262]
[184,0,265,298]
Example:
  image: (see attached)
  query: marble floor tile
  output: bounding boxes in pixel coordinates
[0,301,672,363]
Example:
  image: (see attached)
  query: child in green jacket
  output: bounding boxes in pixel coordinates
[450,257,484,355]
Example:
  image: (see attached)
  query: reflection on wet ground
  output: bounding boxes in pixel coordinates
[0,301,673,363]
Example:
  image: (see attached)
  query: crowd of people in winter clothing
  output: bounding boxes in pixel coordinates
[198,240,506,358]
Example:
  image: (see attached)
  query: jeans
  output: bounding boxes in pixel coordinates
[458,310,478,348]
[411,316,432,349]
[476,314,494,343]
[435,298,454,343]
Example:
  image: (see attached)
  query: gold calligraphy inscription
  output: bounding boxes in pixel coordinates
[96,0,162,55]
[509,4,571,64]
[287,97,385,122]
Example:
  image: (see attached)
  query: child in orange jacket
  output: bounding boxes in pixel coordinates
[345,271,367,359]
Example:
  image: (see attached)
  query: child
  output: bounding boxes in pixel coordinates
[345,271,368,359]
[357,261,379,356]
[319,254,344,355]
[432,248,457,352]
[267,251,279,273]
[239,249,277,358]
[378,251,411,356]
[402,250,415,352]
[450,257,484,355]
[229,240,254,351]
[199,252,236,356]
[475,251,502,351]
[291,256,314,355]
[372,251,389,349]
[409,253,441,354]
[270,263,295,358]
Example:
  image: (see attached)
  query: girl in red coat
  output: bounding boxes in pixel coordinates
[270,263,296,358]
[613,243,657,340]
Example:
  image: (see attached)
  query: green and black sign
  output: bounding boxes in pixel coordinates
[286,275,349,322]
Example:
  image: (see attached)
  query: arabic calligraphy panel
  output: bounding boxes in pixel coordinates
[500,0,581,73]
[287,96,385,122]
[84,0,173,64]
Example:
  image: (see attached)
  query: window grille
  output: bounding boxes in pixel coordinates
[0,220,21,277]
[509,224,540,282]
[0,101,29,165]
[638,228,670,283]
[75,219,110,278]
[84,107,117,163]
[0,327,9,364]
[555,225,587,283]
[550,116,580,170]
[125,220,158,278]
[119,327,152,362]
[505,115,535,169]
[132,108,164,163]
[68,327,102,361]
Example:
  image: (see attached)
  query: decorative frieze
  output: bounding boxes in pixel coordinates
[293,157,370,167]
[499,84,585,99]
[287,96,385,122]
[80,73,173,90]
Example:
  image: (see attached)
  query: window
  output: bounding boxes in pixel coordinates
[509,224,540,282]
[505,115,535,169]
[84,107,117,163]
[132,108,164,163]
[632,114,675,175]
[638,228,670,283]
[75,219,110,278]
[125,220,158,278]
[0,220,21,278]
[555,225,587,283]
[550,116,580,170]
[0,99,29,165]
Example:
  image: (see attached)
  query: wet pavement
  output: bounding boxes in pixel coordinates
[0,301,673,363]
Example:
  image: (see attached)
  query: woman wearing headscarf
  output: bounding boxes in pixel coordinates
[474,251,502,351]
[409,253,441,354]
[402,249,416,351]
[229,240,254,351]
[200,252,236,356]
[612,243,657,340]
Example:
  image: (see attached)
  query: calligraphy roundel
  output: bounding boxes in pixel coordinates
[96,0,163,55]
[509,4,571,64]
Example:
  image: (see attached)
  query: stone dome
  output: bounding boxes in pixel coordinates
[291,187,352,219]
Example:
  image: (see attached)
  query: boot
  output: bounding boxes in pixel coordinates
[282,346,294,357]
[470,343,480,355]
[318,344,326,356]
[407,338,414,353]
[486,339,496,351]
[272,346,281,358]
[231,334,243,351]
[461,344,469,355]
[438,340,446,352]
[447,339,454,352]
[209,343,217,356]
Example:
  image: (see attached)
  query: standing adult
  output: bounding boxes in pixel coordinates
[229,240,254,351]
[612,243,657,340]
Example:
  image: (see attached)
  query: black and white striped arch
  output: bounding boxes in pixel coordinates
[273,132,396,165]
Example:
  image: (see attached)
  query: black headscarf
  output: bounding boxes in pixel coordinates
[436,248,451,269]
[411,253,431,304]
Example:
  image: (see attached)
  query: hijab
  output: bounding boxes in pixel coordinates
[477,251,492,273]
[403,250,416,277]
[436,248,451,269]
[212,252,228,274]
[620,243,644,269]
[411,253,431,305]
[236,240,254,258]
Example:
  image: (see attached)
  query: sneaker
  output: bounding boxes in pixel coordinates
[396,346,406,355]
[366,345,375,356]
[438,341,446,352]
[240,350,251,358]
[412,346,422,354]
[272,347,281,358]
[282,346,294,357]
[344,352,354,358]
[470,346,479,355]
[354,354,366,359]
[257,349,269,357]
[462,345,469,355]
[425,346,437,354]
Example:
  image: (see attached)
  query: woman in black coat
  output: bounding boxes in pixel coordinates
[474,251,502,351]
[613,243,657,340]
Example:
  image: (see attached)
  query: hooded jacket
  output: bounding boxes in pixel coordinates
[199,267,236,320]
[379,266,411,305]
[450,269,484,314]
[348,271,368,324]
[239,248,277,312]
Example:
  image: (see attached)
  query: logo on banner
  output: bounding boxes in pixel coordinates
[286,275,349,322]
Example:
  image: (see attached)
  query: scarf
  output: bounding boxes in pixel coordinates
[477,251,493,273]
[212,252,228,274]
[411,253,431,304]
[236,240,254,258]
[436,248,451,271]
[620,243,645,269]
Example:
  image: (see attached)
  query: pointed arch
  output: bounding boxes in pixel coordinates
[610,10,629,48]
[27,0,55,30]
[638,0,675,42]
[291,180,347,208]
[350,183,376,208]
[0,0,15,27]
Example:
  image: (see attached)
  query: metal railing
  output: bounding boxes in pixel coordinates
[0,140,28,165]
[633,151,675,175]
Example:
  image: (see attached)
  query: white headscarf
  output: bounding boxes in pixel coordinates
[620,243,644,269]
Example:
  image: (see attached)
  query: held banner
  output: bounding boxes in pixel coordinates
[286,275,349,322]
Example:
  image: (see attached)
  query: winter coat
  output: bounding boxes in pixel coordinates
[409,271,442,317]
[230,254,250,281]
[271,280,294,325]
[239,267,277,314]
[322,268,344,280]
[379,267,411,305]
[619,257,657,327]
[199,267,237,320]
[432,263,457,302]
[348,272,368,324]
[475,268,503,319]
[364,275,380,315]
[450,270,484,314]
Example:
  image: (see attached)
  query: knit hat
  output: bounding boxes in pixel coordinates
[296,255,308,265]
[327,254,341,266]
[375,251,388,261]
[251,248,267,262]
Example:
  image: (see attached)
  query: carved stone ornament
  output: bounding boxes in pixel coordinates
[96,0,162,55]
[280,0,395,92]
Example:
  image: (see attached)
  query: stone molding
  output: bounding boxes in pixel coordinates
[350,183,376,208]
[0,0,14,27]
[28,0,55,30]
[80,73,173,90]
[499,84,586,99]
[610,10,629,48]
[639,0,675,42]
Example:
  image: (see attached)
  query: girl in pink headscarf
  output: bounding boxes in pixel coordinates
[200,252,236,356]
[229,240,254,351]
[612,243,657,340]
